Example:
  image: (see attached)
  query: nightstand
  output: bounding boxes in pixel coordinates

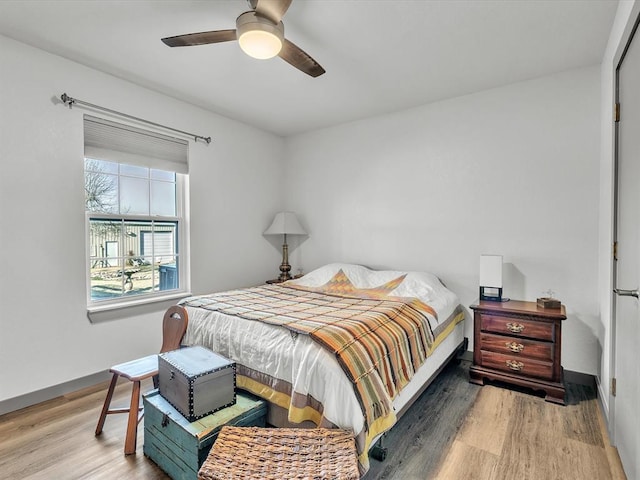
[266,274,304,284]
[469,300,566,405]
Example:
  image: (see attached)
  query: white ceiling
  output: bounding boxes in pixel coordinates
[0,0,618,137]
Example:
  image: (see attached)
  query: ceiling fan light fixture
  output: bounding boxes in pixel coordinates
[236,11,284,60]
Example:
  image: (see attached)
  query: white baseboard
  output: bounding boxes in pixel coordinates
[596,376,612,442]
[596,376,609,420]
[0,370,111,416]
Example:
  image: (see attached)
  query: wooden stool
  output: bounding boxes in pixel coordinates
[94,355,158,454]
[95,305,188,455]
[198,426,360,480]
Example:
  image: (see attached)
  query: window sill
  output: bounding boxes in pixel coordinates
[87,291,191,320]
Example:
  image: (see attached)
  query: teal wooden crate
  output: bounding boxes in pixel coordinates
[143,389,267,480]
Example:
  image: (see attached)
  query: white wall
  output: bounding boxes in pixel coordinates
[0,35,285,407]
[597,0,640,421]
[285,66,601,375]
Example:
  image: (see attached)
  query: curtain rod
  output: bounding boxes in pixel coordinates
[59,93,212,145]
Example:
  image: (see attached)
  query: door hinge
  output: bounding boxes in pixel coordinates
[612,377,617,396]
[613,241,618,261]
[615,102,620,122]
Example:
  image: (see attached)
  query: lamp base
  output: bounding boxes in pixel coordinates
[480,286,503,302]
[277,241,292,282]
[277,271,292,282]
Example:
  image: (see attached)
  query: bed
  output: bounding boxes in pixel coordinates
[179,263,465,475]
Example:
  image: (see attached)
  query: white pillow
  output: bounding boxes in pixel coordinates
[288,263,373,288]
[289,263,460,323]
[389,272,459,324]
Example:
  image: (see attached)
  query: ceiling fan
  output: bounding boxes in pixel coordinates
[161,0,325,78]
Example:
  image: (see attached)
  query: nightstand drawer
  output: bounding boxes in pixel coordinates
[480,314,554,341]
[480,350,553,381]
[479,333,553,362]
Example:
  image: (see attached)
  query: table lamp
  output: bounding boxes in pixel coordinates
[264,211,306,281]
[480,254,503,301]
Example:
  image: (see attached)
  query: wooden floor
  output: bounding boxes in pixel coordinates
[0,361,627,480]
[431,381,626,480]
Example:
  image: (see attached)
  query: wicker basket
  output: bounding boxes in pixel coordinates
[198,426,359,480]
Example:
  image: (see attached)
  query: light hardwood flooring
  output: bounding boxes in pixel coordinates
[0,379,165,480]
[0,362,627,480]
[432,383,626,480]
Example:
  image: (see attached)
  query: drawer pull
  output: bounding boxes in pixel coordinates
[506,322,525,333]
[505,341,524,353]
[506,360,525,371]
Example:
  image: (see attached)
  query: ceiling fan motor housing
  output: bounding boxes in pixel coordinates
[160,0,324,77]
[236,11,285,59]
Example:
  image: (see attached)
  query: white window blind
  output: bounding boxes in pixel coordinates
[141,231,175,260]
[84,115,189,174]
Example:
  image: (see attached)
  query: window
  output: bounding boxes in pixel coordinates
[84,116,189,310]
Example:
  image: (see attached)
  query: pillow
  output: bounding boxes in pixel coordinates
[361,274,407,297]
[288,263,373,288]
[309,269,408,299]
[289,263,461,324]
[389,272,460,323]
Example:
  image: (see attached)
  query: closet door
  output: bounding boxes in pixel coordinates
[613,13,640,480]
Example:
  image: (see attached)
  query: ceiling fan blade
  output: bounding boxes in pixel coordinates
[162,30,237,47]
[251,0,292,24]
[278,39,325,78]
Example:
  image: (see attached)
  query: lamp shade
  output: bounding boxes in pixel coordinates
[479,254,503,288]
[264,211,307,235]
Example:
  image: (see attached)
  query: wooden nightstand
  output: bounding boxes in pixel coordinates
[266,274,304,284]
[469,300,566,405]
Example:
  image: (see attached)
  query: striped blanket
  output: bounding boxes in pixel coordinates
[182,283,438,432]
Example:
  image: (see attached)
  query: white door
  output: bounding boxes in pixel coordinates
[613,16,640,480]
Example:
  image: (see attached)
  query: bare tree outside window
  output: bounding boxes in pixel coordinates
[85,158,117,213]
